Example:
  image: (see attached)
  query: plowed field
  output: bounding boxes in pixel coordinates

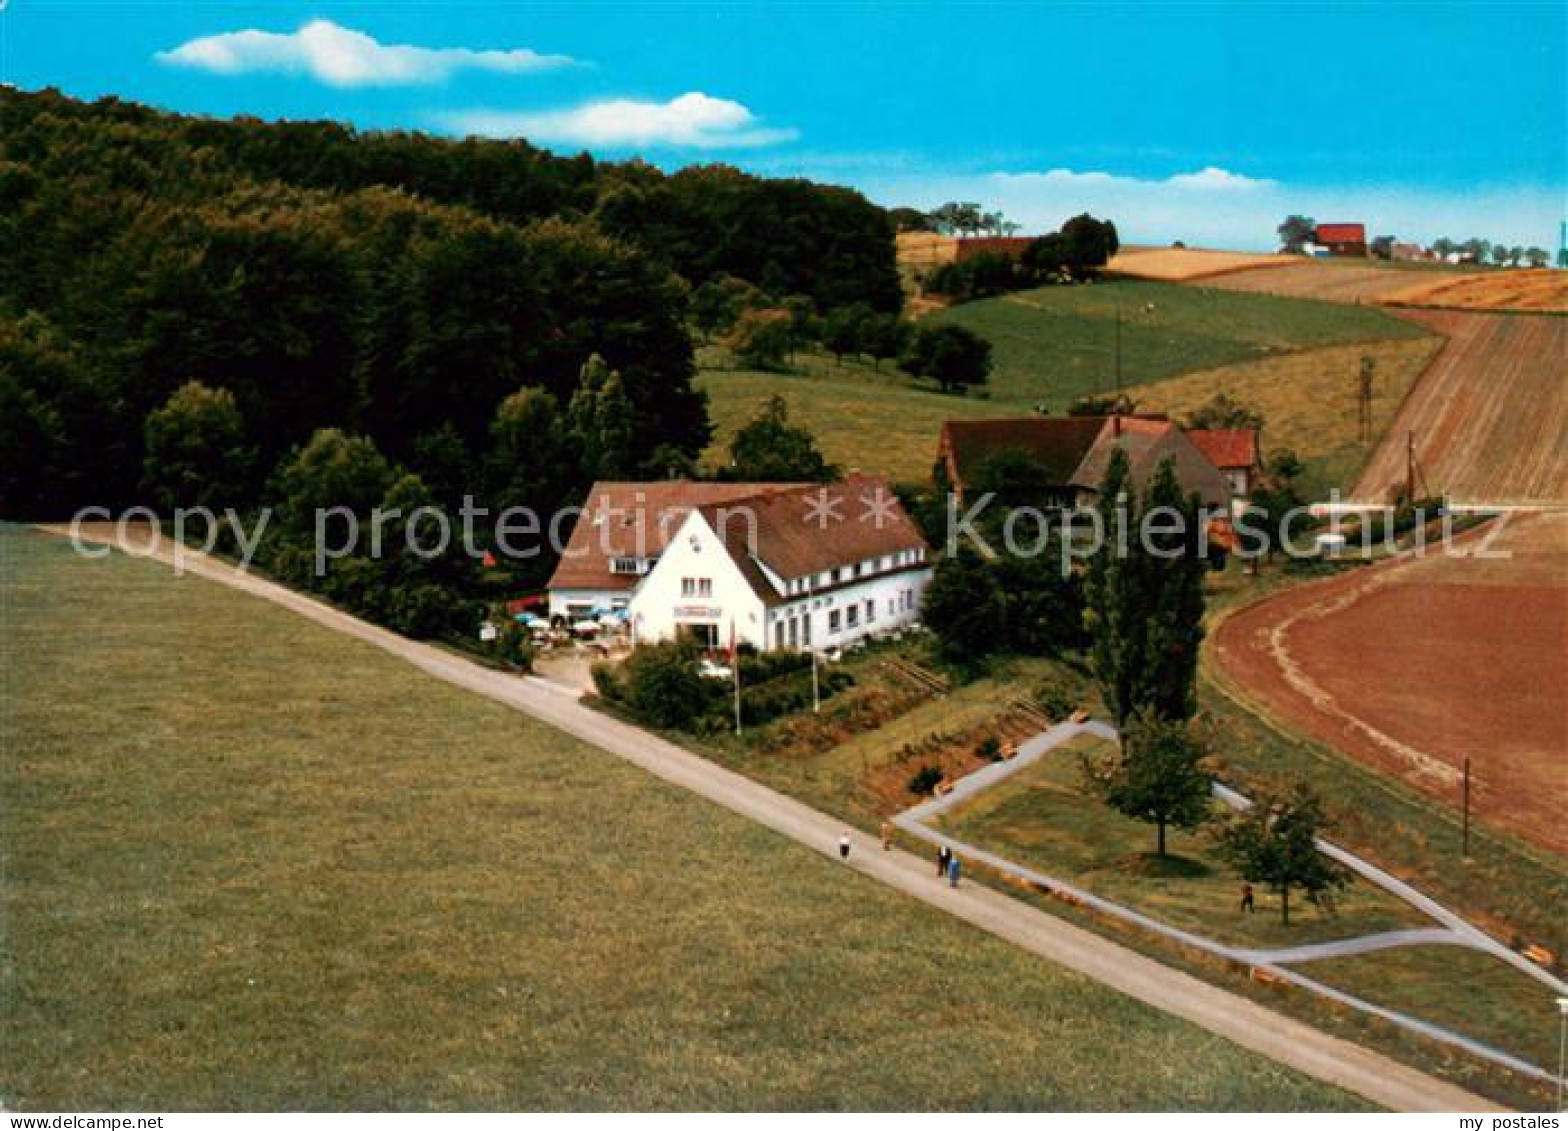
[1353,311,1568,504]
[1213,512,1568,856]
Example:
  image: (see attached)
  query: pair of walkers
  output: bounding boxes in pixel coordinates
[936,845,961,887]
[837,833,960,886]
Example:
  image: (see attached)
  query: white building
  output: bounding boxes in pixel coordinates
[547,476,933,652]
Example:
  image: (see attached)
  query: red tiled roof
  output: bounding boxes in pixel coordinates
[546,481,802,592]
[1315,223,1366,245]
[547,475,927,597]
[1186,428,1259,471]
[698,473,927,591]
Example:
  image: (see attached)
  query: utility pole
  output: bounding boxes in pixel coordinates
[1113,297,1123,395]
[1557,996,1568,1112]
[1358,356,1375,445]
[1461,757,1471,859]
[730,619,742,736]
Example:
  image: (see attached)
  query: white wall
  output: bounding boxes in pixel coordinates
[762,567,932,653]
[628,511,768,650]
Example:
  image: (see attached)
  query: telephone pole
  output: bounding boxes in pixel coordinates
[1358,356,1375,445]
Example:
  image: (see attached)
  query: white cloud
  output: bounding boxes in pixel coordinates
[156,19,577,87]
[442,92,798,149]
[855,165,1560,251]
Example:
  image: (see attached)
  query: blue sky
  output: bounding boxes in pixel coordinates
[2,2,1563,248]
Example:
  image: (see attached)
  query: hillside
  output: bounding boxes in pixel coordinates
[1352,310,1568,504]
[925,280,1431,410]
[697,281,1435,487]
[0,527,1364,1110]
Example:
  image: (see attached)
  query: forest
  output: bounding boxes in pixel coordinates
[0,88,905,635]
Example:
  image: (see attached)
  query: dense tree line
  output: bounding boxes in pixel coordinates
[0,87,904,642]
[922,214,1120,302]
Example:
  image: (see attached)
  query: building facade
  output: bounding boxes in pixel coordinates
[548,476,933,653]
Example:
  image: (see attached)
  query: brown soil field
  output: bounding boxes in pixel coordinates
[1105,246,1288,281]
[1213,512,1568,856]
[1383,269,1568,314]
[1353,310,1568,504]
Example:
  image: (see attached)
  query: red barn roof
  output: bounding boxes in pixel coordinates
[1315,223,1366,245]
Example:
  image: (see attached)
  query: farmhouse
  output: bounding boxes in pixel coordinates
[937,415,1236,511]
[1313,222,1368,257]
[1186,428,1262,497]
[547,476,933,652]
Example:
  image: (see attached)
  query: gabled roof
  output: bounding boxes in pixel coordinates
[696,473,928,598]
[1315,223,1366,244]
[940,415,1233,509]
[1070,419,1233,510]
[1186,428,1260,471]
[940,416,1106,490]
[547,480,802,592]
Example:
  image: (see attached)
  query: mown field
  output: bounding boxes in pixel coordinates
[0,528,1365,1111]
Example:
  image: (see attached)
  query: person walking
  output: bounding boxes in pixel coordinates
[947,855,962,888]
[1240,883,1256,914]
[937,845,952,877]
[839,832,852,861]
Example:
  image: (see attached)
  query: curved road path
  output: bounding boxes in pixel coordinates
[43,526,1504,1113]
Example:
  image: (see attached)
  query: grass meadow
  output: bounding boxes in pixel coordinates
[931,735,1427,951]
[0,528,1364,1111]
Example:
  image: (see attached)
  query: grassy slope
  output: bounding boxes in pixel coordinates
[696,353,1016,485]
[1125,337,1443,498]
[932,736,1425,951]
[698,281,1431,487]
[0,529,1363,1111]
[1301,945,1565,1073]
[928,280,1430,408]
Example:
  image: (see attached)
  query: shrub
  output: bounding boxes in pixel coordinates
[1035,680,1076,721]
[617,641,719,730]
[976,736,1003,762]
[907,764,944,796]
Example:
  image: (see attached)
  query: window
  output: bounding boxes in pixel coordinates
[610,557,646,575]
[681,578,712,598]
[865,599,875,623]
[802,614,812,646]
[681,578,695,597]
[775,622,785,649]
[846,605,859,628]
[828,610,841,634]
[788,618,798,648]
[698,578,712,597]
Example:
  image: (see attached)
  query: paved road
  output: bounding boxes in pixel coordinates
[43,527,1504,1113]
